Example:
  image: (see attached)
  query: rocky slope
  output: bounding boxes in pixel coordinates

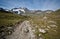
[6,17,58,39]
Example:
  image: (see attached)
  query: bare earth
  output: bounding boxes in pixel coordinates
[6,20,35,39]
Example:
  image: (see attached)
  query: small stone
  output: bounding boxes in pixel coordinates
[45,28,49,30]
[32,30,35,32]
[39,34,41,36]
[39,37,43,39]
[50,25,57,27]
[39,28,46,33]
[35,26,38,28]
[43,16,47,20]
[47,26,50,29]
[7,27,13,30]
[48,21,56,24]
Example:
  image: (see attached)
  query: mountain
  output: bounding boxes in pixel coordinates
[0,8,9,11]
[11,7,30,15]
[0,7,54,15]
[32,10,43,14]
[0,7,60,39]
[0,10,29,39]
[0,8,6,11]
[0,8,11,13]
[11,7,44,15]
[30,10,54,14]
[43,10,54,13]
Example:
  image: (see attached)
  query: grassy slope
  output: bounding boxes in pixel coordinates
[0,11,29,27]
[0,9,60,39]
[28,10,60,39]
[0,11,30,39]
[46,10,60,39]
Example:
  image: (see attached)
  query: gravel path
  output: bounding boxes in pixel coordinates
[6,20,35,39]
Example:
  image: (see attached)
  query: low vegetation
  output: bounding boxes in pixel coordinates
[0,9,60,39]
[0,11,30,39]
[28,9,60,39]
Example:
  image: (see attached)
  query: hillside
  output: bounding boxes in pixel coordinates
[0,11,30,39]
[0,9,60,39]
[27,9,60,39]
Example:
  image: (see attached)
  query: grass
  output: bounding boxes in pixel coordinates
[28,9,60,39]
[0,9,60,39]
[0,11,30,39]
[0,11,29,27]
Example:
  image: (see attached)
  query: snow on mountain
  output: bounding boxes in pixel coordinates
[3,7,53,14]
[11,7,26,14]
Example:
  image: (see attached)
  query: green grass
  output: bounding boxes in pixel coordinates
[0,11,29,27]
[0,11,30,38]
[28,9,60,39]
[0,9,60,39]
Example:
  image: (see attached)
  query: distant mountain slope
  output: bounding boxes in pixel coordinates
[11,7,30,14]
[10,7,54,15]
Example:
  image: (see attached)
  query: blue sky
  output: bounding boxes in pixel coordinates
[0,0,60,10]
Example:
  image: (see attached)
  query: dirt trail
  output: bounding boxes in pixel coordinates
[6,20,35,39]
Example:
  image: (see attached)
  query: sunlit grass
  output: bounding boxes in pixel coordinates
[0,11,29,27]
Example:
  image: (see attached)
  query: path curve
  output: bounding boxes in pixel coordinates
[6,20,35,39]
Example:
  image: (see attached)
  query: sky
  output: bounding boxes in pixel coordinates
[0,0,60,10]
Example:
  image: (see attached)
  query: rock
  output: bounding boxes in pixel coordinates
[45,28,49,31]
[39,37,43,39]
[50,25,57,28]
[7,27,14,31]
[22,27,29,33]
[35,26,38,28]
[39,34,41,36]
[43,16,47,20]
[39,28,46,33]
[47,26,51,29]
[32,30,35,32]
[48,21,56,24]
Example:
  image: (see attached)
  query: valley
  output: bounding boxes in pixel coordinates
[0,8,60,39]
